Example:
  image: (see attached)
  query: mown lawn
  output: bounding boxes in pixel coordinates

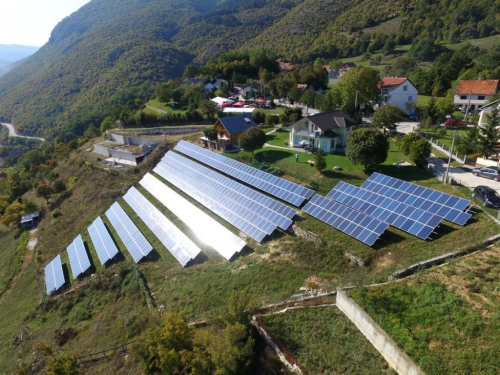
[261,306,396,374]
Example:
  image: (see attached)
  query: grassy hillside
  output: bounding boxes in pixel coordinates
[0,133,498,373]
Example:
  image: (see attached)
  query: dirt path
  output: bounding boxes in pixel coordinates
[1,123,45,141]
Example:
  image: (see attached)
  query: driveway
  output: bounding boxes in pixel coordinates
[427,156,500,192]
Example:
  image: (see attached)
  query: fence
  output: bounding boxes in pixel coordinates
[421,133,466,164]
[76,341,136,365]
[336,290,425,375]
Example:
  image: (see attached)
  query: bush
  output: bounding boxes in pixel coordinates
[51,209,61,218]
[306,180,320,190]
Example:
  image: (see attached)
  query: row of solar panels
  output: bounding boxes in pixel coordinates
[302,173,472,246]
[154,151,298,243]
[45,173,249,295]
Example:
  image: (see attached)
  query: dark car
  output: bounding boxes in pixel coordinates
[472,166,500,181]
[472,185,500,208]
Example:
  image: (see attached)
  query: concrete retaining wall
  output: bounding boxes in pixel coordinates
[94,144,111,157]
[110,149,137,161]
[336,290,425,375]
[107,133,160,146]
[112,127,202,136]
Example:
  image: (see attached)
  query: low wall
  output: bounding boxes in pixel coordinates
[336,290,425,375]
[113,127,203,136]
[93,144,110,157]
[476,157,498,167]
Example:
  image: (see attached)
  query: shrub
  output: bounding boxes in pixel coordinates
[51,209,61,218]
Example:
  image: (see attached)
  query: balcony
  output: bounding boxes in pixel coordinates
[295,130,318,137]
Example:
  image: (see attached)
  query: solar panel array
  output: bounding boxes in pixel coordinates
[67,234,91,278]
[163,151,295,229]
[154,160,267,242]
[105,202,153,263]
[302,194,390,246]
[124,187,201,267]
[174,140,314,206]
[327,182,442,240]
[88,217,120,265]
[45,254,65,295]
[361,173,471,225]
[140,173,246,260]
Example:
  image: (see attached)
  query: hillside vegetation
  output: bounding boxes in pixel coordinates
[0,0,498,140]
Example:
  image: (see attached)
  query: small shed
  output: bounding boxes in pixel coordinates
[214,115,256,151]
[21,212,40,229]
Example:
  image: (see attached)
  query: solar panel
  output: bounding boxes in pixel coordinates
[123,187,201,267]
[140,173,246,260]
[327,182,442,240]
[105,202,153,263]
[67,234,91,278]
[153,161,268,243]
[174,140,314,206]
[302,195,389,246]
[45,254,65,295]
[163,151,295,230]
[361,173,472,225]
[87,217,119,265]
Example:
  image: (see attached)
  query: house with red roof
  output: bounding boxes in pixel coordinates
[379,77,418,114]
[339,62,356,76]
[454,80,499,112]
[277,58,294,72]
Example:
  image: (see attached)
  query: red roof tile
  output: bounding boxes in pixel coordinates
[379,77,408,89]
[455,80,499,95]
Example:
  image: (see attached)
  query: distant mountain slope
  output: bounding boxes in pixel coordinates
[0,0,497,139]
[0,44,39,67]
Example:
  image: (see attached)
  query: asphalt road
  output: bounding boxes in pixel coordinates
[1,123,45,141]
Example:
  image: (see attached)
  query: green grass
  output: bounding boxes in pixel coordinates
[261,306,396,374]
[417,95,432,109]
[265,129,290,146]
[348,247,500,375]
[363,16,403,35]
[1,137,499,374]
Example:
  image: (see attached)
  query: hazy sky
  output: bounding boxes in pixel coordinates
[0,0,92,46]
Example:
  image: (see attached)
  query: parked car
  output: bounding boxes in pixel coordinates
[472,166,500,181]
[472,185,500,208]
[444,118,467,127]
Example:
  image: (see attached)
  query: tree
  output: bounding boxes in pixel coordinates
[455,126,480,156]
[382,38,396,55]
[238,128,266,155]
[288,85,302,103]
[142,312,194,374]
[210,323,254,375]
[100,116,116,135]
[425,96,439,124]
[399,132,421,155]
[53,180,67,196]
[183,64,199,78]
[478,108,500,157]
[46,355,79,375]
[36,184,55,204]
[203,127,218,142]
[372,104,404,130]
[198,100,217,119]
[345,128,389,170]
[405,101,416,115]
[314,148,326,171]
[331,66,380,116]
[409,139,432,168]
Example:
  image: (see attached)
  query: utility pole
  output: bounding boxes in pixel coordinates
[444,129,458,184]
[464,91,472,122]
[354,90,359,123]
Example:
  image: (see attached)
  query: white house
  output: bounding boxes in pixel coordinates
[477,98,500,126]
[454,79,499,111]
[289,110,356,153]
[379,77,418,114]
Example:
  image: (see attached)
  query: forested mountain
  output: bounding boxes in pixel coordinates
[0,0,498,140]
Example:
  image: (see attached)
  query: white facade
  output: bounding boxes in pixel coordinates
[381,81,418,114]
[453,93,492,110]
[289,118,352,154]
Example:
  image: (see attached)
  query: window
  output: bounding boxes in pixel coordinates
[403,85,408,91]
[408,96,413,101]
[478,95,485,100]
[460,95,467,100]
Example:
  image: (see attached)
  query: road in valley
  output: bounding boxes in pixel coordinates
[1,123,45,141]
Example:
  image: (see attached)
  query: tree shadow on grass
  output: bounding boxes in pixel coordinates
[255,149,294,163]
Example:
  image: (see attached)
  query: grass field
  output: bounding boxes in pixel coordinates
[0,133,498,374]
[347,245,500,375]
[261,306,396,374]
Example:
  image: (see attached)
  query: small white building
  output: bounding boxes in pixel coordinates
[379,77,418,114]
[289,110,356,153]
[477,98,500,126]
[454,79,499,111]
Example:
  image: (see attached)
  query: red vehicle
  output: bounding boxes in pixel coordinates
[444,119,467,127]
